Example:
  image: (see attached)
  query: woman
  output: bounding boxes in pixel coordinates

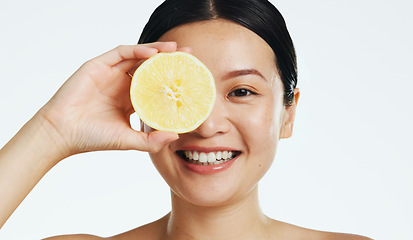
[0,0,371,239]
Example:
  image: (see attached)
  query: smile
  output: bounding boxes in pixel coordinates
[176,150,242,165]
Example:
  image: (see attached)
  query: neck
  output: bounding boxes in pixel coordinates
[163,186,270,240]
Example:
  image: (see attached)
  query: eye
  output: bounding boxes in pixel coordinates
[228,88,257,97]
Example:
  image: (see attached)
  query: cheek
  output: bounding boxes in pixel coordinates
[236,101,280,158]
[148,152,163,174]
[149,151,172,182]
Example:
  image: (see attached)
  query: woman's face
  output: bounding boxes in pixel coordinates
[149,19,296,206]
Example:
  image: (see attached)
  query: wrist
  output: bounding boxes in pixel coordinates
[31,108,72,163]
[1,108,73,168]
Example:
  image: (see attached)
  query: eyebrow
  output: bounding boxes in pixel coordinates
[222,69,267,82]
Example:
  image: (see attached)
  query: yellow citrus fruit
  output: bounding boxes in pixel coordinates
[130,52,216,133]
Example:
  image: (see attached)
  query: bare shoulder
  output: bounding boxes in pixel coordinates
[43,234,105,240]
[108,215,168,240]
[319,232,373,240]
[43,215,168,240]
[269,219,373,240]
[41,224,161,240]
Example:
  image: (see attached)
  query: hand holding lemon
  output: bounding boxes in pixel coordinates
[34,42,216,158]
[36,43,192,157]
[1,42,216,168]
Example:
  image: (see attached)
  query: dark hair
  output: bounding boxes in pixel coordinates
[139,0,297,106]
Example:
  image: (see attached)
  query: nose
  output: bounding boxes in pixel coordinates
[192,98,231,138]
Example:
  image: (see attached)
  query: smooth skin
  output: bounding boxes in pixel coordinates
[0,20,372,239]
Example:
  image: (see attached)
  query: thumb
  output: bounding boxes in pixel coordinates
[121,129,179,152]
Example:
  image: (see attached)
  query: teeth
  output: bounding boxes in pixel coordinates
[182,150,237,164]
[199,152,207,163]
[207,152,216,163]
[216,151,222,160]
[193,151,199,161]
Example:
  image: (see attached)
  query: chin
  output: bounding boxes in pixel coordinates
[169,176,259,208]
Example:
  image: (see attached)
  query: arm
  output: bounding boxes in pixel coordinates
[0,111,66,229]
[0,43,180,229]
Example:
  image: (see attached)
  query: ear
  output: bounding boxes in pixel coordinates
[280,88,300,139]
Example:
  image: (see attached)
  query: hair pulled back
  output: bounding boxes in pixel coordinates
[139,0,297,106]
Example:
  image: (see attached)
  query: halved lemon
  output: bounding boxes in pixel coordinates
[130,52,216,133]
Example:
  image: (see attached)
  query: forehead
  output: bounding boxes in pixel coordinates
[158,19,278,81]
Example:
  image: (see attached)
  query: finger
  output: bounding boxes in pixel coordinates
[122,42,179,71]
[116,58,146,77]
[114,59,140,76]
[121,129,179,152]
[96,45,158,67]
[146,131,179,152]
[100,42,179,73]
[177,47,193,54]
[98,42,178,67]
[145,41,178,53]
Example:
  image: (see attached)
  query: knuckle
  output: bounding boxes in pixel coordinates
[148,144,161,153]
[115,44,126,50]
[82,59,96,68]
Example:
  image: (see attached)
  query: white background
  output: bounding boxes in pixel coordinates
[0,0,412,239]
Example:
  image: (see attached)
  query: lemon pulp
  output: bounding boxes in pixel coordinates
[130,52,216,133]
